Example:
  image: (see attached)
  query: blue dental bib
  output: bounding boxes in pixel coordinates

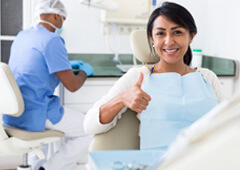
[140,71,218,151]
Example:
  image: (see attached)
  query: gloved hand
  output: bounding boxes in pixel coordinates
[79,62,94,77]
[69,60,94,77]
[69,60,84,69]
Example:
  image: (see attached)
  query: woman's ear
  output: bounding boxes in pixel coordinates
[189,32,196,43]
[150,37,154,47]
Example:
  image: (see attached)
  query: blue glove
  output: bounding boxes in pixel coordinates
[69,60,94,77]
[79,62,94,77]
[69,60,84,69]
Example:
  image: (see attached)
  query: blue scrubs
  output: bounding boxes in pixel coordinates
[3,25,72,131]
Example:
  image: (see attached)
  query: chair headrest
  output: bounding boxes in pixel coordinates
[130,29,159,64]
[0,62,24,117]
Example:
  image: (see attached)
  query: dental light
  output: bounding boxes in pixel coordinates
[79,0,119,11]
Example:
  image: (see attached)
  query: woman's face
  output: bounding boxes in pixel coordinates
[151,16,195,65]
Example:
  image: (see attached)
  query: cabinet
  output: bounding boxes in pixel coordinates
[63,77,119,113]
[218,77,238,99]
[0,0,23,63]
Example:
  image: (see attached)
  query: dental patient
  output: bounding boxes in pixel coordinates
[84,2,225,156]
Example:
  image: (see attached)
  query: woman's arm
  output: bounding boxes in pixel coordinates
[84,66,150,135]
[99,72,151,124]
[198,68,226,102]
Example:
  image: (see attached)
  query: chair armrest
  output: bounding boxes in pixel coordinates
[89,109,140,151]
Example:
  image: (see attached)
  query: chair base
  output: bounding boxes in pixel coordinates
[17,165,31,170]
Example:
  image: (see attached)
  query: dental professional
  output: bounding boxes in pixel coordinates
[3,0,94,170]
[84,2,225,152]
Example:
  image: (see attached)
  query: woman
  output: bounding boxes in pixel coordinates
[84,2,225,150]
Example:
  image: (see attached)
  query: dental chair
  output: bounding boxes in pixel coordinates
[89,109,140,150]
[89,29,159,151]
[0,62,64,170]
[89,30,240,170]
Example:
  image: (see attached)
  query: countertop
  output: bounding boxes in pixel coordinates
[68,54,237,77]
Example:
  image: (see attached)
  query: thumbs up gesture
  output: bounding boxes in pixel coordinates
[122,72,151,113]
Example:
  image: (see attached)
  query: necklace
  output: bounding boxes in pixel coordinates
[150,66,155,73]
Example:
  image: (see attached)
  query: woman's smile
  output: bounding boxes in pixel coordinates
[163,48,179,55]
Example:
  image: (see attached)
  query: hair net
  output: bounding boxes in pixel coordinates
[35,0,67,18]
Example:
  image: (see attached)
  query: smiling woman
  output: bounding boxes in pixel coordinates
[83,1,226,160]
[147,2,197,72]
[150,16,195,75]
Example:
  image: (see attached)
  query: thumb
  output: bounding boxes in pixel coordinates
[135,72,144,88]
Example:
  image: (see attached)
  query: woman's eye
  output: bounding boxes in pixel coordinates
[156,32,164,36]
[175,30,182,35]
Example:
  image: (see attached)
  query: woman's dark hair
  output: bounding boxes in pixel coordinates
[147,2,197,65]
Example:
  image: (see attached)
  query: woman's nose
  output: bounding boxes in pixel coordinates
[164,35,175,46]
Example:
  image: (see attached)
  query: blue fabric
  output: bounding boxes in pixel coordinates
[140,71,218,150]
[3,24,72,131]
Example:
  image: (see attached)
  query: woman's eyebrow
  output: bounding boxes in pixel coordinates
[154,26,182,31]
[154,27,166,31]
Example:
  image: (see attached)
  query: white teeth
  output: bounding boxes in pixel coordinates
[165,49,178,52]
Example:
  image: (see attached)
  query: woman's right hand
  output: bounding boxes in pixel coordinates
[99,72,151,124]
[122,72,151,113]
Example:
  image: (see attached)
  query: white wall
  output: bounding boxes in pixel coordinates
[61,0,132,54]
[61,0,208,54]
[204,0,240,93]
[62,0,240,57]
[203,0,240,60]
